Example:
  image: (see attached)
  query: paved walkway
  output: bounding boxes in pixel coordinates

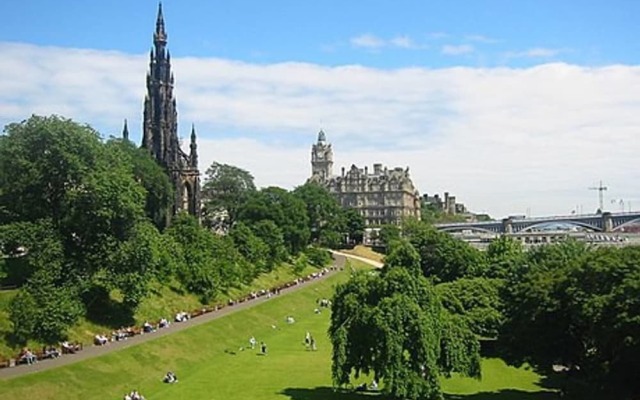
[0,251,382,380]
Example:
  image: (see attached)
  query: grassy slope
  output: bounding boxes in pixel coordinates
[341,245,385,263]
[0,260,557,400]
[0,263,324,359]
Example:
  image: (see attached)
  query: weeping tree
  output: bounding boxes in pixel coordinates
[329,239,480,400]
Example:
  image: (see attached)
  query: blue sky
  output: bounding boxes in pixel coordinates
[1,0,638,68]
[1,1,639,218]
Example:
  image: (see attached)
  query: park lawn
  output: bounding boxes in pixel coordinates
[0,259,557,400]
[442,358,559,399]
[0,262,325,359]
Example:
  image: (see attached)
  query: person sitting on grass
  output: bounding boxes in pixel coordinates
[128,390,145,400]
[163,371,178,383]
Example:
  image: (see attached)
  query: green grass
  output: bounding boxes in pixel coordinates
[0,261,558,400]
[442,358,558,399]
[341,246,385,264]
[0,262,324,359]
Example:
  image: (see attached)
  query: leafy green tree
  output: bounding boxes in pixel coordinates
[403,220,486,282]
[437,277,504,338]
[501,242,640,399]
[342,208,365,245]
[379,224,401,246]
[201,162,256,228]
[238,187,310,254]
[10,272,84,344]
[293,252,308,275]
[303,245,332,268]
[293,182,342,243]
[106,139,174,230]
[484,235,525,279]
[0,115,106,226]
[3,220,83,344]
[248,220,287,269]
[330,240,480,400]
[109,221,166,309]
[166,213,220,302]
[228,222,269,277]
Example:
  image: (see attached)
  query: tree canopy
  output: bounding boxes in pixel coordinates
[500,241,640,399]
[201,162,256,229]
[330,239,481,400]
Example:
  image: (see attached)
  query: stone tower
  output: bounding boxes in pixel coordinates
[142,3,200,220]
[311,130,333,180]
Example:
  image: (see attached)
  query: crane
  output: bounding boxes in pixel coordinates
[589,180,608,212]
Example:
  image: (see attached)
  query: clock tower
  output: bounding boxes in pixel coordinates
[311,129,333,180]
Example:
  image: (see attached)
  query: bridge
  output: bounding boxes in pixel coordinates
[434,212,640,249]
[435,211,640,234]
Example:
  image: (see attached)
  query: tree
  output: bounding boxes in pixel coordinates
[201,162,256,228]
[342,208,365,245]
[228,222,269,277]
[109,221,167,309]
[293,182,343,243]
[484,235,525,279]
[248,220,287,270]
[238,187,310,255]
[500,241,640,399]
[437,277,504,338]
[330,240,480,400]
[379,224,401,246]
[403,220,486,282]
[0,115,106,226]
[106,139,174,230]
[165,213,221,302]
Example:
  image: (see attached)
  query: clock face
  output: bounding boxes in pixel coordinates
[316,152,324,160]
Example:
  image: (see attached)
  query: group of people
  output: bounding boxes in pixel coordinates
[111,327,135,342]
[61,341,81,354]
[247,336,268,355]
[163,371,178,384]
[123,390,145,400]
[175,311,190,322]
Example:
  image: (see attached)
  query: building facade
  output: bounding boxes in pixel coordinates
[309,131,421,226]
[135,4,200,220]
[422,192,467,215]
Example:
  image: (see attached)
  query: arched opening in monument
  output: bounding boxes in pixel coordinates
[182,182,192,214]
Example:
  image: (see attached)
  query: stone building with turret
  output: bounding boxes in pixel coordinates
[309,131,421,226]
[125,4,200,221]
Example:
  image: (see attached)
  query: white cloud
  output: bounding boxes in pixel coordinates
[465,34,499,44]
[505,47,564,58]
[442,44,475,55]
[427,32,449,40]
[1,42,639,218]
[350,34,386,49]
[350,34,422,50]
[389,35,417,49]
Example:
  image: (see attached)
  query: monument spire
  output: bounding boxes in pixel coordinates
[122,119,129,141]
[141,4,201,222]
